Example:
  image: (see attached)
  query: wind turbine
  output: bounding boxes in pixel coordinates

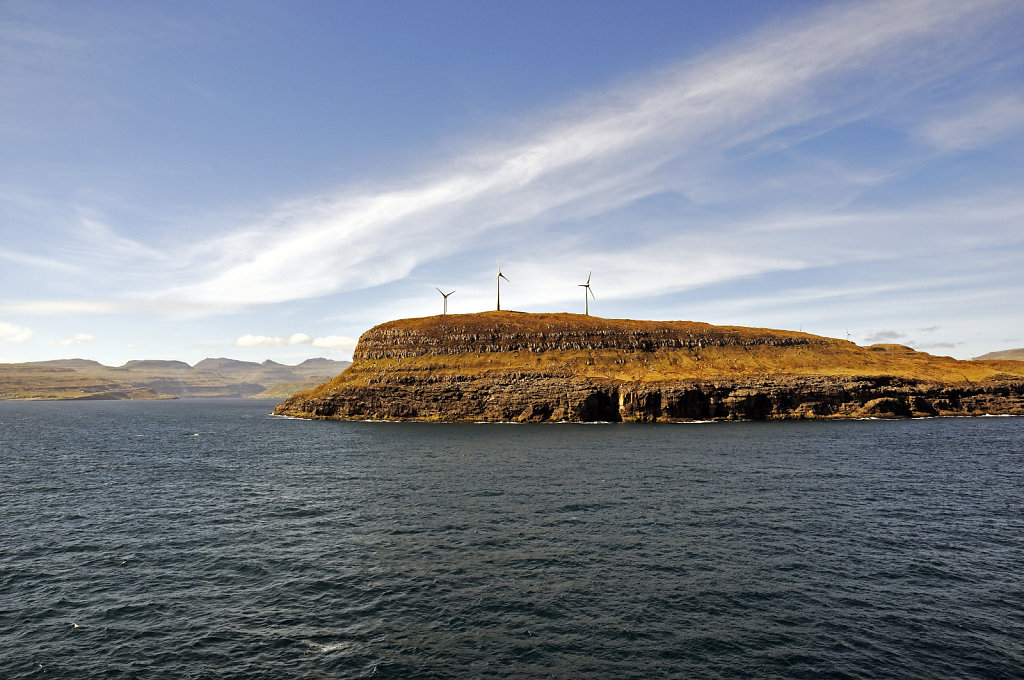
[436,288,455,315]
[578,272,595,315]
[495,258,509,311]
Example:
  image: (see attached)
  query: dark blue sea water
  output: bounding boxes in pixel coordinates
[1,399,1022,679]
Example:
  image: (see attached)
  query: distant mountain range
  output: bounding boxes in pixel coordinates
[973,348,1024,361]
[0,357,351,401]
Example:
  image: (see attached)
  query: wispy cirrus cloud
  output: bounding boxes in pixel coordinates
[917,94,1024,151]
[0,299,222,316]
[0,244,84,274]
[141,0,1019,309]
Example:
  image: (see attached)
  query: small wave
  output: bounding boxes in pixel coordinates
[304,641,355,654]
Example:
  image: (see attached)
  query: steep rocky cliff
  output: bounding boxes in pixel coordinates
[273,312,1024,421]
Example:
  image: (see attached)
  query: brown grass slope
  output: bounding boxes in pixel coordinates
[974,348,1024,361]
[275,312,1024,421]
[0,365,163,400]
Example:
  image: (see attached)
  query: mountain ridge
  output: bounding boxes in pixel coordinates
[0,357,351,401]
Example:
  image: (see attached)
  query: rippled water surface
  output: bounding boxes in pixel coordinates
[2,399,1023,678]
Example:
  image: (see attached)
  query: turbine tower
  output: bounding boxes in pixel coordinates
[578,272,595,315]
[436,288,455,315]
[495,258,509,311]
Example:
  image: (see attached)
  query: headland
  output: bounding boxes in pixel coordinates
[273,312,1024,421]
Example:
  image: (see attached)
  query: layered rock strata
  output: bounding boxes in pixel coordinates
[274,312,1024,422]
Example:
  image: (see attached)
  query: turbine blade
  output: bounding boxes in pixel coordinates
[589,287,596,299]
[586,272,592,285]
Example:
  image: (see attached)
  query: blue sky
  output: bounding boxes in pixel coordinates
[2,0,1023,365]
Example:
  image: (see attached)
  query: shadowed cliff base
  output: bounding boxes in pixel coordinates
[274,312,1024,422]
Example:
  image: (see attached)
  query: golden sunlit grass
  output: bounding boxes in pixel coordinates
[324,312,1024,389]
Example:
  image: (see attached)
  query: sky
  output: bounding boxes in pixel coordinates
[2,0,1023,365]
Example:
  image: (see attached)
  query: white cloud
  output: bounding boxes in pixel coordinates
[234,333,311,348]
[310,335,358,352]
[0,321,33,343]
[51,332,95,346]
[234,332,353,352]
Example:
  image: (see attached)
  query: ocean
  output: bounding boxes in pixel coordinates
[1,399,1022,679]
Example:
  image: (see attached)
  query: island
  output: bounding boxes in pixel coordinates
[273,312,1024,422]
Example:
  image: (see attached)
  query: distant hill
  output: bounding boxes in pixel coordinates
[193,358,256,371]
[121,360,193,370]
[294,358,347,371]
[28,359,108,371]
[973,348,1024,361]
[0,357,351,401]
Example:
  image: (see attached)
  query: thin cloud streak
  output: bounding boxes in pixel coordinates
[148,0,1016,309]
[918,94,1024,150]
[0,246,82,274]
[0,299,229,316]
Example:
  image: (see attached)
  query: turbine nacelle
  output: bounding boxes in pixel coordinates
[495,258,510,310]
[435,287,455,314]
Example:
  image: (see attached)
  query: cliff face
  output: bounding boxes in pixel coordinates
[353,315,819,359]
[273,312,1024,422]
